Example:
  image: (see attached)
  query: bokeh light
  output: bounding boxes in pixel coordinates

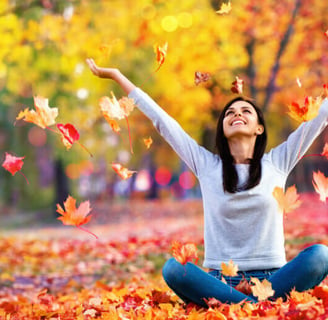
[161,15,178,32]
[28,127,47,147]
[178,12,193,28]
[155,167,172,186]
[135,169,152,191]
[65,160,94,179]
[179,171,196,189]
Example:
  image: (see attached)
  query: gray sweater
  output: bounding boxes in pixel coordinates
[129,88,328,271]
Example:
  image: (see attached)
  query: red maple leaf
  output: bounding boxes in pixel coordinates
[231,76,244,94]
[57,123,80,149]
[56,123,92,156]
[2,152,29,184]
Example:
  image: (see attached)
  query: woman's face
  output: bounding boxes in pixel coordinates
[222,100,264,140]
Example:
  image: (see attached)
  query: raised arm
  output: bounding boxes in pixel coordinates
[86,58,217,177]
[267,99,328,174]
[86,58,135,94]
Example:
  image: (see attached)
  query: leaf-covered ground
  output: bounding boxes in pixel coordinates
[0,194,327,319]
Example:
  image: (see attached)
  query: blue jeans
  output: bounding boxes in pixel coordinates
[162,244,328,307]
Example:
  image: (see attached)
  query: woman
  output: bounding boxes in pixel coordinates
[86,58,328,307]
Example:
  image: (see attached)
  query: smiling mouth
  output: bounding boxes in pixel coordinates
[231,120,245,126]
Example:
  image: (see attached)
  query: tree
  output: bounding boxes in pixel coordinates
[0,0,327,207]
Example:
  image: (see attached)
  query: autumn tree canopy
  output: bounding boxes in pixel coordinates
[0,0,327,207]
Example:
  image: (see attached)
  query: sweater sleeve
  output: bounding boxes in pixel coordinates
[128,87,214,177]
[267,98,328,175]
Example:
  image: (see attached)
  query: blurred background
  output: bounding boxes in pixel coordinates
[0,0,327,218]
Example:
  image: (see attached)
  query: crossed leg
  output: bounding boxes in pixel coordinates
[162,244,328,307]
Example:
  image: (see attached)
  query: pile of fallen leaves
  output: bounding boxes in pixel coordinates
[0,197,327,319]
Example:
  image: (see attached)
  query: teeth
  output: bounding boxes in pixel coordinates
[232,120,244,126]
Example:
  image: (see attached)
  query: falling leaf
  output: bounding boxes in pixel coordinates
[143,137,153,149]
[154,42,168,72]
[57,123,80,150]
[287,96,321,122]
[57,195,97,238]
[57,195,92,226]
[2,152,29,184]
[312,171,328,203]
[194,71,211,85]
[99,93,130,120]
[250,277,275,301]
[111,163,136,180]
[231,76,244,94]
[296,77,302,88]
[171,241,198,265]
[221,259,238,277]
[216,1,232,14]
[57,123,93,156]
[322,143,328,160]
[99,93,136,153]
[323,83,328,98]
[16,96,58,129]
[272,185,302,214]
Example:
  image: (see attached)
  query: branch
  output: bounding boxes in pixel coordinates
[245,37,257,100]
[262,0,303,112]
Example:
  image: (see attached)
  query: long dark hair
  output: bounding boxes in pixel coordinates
[215,97,267,193]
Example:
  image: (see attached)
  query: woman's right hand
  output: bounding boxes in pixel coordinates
[86,58,136,94]
[86,58,121,80]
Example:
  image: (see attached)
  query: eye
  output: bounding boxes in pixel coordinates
[243,109,251,113]
[225,110,234,116]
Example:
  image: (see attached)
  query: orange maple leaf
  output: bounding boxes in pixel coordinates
[287,96,321,122]
[312,171,328,203]
[16,96,58,129]
[99,93,135,153]
[272,185,302,214]
[143,137,153,149]
[154,42,168,72]
[216,1,232,14]
[57,195,92,226]
[250,277,275,301]
[111,163,136,180]
[322,143,328,160]
[99,92,135,120]
[221,259,238,277]
[171,241,198,265]
[231,76,244,94]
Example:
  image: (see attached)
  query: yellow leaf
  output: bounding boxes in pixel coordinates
[272,185,302,214]
[216,2,232,14]
[250,277,275,301]
[221,259,238,277]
